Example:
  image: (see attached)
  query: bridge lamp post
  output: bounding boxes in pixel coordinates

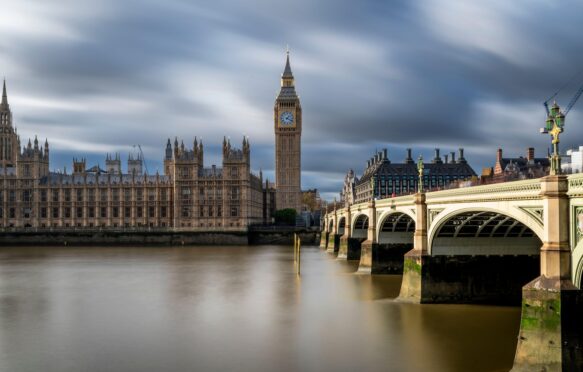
[417,155,424,193]
[540,101,565,175]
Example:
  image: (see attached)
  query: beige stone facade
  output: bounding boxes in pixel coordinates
[274,52,302,212]
[0,82,269,232]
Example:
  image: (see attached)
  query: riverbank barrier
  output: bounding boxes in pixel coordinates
[0,227,319,246]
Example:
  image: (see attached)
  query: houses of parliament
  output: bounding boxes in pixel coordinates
[0,53,303,231]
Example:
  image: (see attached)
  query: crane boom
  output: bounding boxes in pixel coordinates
[565,84,583,115]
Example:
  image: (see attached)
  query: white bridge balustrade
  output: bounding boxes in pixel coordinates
[322,175,583,371]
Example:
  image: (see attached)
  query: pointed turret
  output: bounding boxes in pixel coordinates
[1,79,8,108]
[282,49,293,78]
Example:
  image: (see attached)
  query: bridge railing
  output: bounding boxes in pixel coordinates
[424,177,542,204]
[568,173,583,196]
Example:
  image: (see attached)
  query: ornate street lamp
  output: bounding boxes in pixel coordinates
[417,155,424,193]
[541,101,565,175]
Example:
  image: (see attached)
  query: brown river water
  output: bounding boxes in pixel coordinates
[0,245,519,372]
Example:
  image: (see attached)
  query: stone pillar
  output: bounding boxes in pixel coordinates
[358,199,377,273]
[326,211,338,253]
[398,193,428,302]
[337,207,352,260]
[319,214,328,250]
[512,175,583,371]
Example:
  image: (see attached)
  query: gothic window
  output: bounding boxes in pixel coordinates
[0,207,2,218]
[231,207,238,217]
[149,207,155,218]
[41,208,47,218]
[124,207,131,218]
[113,207,119,218]
[76,207,82,218]
[23,190,32,202]
[65,190,71,202]
[182,187,191,200]
[76,189,83,202]
[218,206,222,217]
[65,208,71,218]
[89,208,95,218]
[9,208,15,218]
[148,189,156,201]
[52,190,59,202]
[41,190,47,202]
[101,207,107,218]
[137,207,143,218]
[182,206,191,218]
[136,189,143,201]
[124,188,131,201]
[52,208,59,218]
[199,206,204,217]
[231,167,238,177]
[160,206,167,218]
[208,207,213,217]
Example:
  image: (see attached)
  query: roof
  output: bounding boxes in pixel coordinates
[356,160,477,186]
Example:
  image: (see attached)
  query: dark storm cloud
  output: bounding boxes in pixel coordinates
[2,0,583,200]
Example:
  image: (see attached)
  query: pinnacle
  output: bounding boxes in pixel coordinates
[282,50,293,78]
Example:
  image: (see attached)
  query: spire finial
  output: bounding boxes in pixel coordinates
[282,48,293,78]
[1,78,7,107]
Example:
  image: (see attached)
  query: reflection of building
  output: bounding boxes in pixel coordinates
[562,146,583,174]
[353,148,476,204]
[492,148,549,182]
[0,80,272,231]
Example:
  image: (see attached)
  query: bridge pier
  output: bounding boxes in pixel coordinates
[398,193,429,302]
[358,200,376,273]
[319,231,328,250]
[327,234,341,254]
[337,207,352,260]
[372,243,413,274]
[512,175,583,371]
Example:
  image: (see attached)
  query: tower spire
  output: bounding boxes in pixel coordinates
[282,48,293,78]
[1,78,7,107]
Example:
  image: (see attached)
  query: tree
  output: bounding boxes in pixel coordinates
[274,208,297,225]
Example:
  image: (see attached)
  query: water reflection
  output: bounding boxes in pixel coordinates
[0,246,518,372]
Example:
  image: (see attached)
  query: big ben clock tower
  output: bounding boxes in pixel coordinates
[275,50,302,212]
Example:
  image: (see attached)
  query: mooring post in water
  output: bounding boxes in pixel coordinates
[297,238,301,276]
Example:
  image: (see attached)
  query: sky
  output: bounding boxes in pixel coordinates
[2,0,583,201]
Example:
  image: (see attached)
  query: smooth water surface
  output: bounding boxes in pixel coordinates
[0,245,519,372]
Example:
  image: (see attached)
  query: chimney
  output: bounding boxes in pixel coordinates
[527,147,534,161]
[406,148,413,164]
[367,160,371,168]
[497,148,503,162]
[444,154,449,164]
[383,148,388,160]
[433,148,442,163]
[458,148,466,163]
[450,152,456,164]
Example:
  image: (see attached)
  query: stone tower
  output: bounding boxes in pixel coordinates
[0,80,20,169]
[274,51,302,212]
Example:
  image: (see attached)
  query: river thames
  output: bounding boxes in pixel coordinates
[0,245,519,372]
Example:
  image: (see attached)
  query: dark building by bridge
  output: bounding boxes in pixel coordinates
[352,148,477,203]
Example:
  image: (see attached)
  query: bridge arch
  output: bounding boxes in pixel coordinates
[376,211,415,244]
[572,240,583,288]
[337,217,346,236]
[428,206,544,255]
[425,208,542,304]
[351,214,369,239]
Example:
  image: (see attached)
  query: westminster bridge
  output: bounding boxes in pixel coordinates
[321,174,583,371]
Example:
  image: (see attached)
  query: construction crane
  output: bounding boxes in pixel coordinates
[543,70,583,117]
[132,144,149,174]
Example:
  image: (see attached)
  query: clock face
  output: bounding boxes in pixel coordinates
[280,111,294,125]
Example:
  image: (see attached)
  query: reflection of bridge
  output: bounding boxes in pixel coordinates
[321,175,583,371]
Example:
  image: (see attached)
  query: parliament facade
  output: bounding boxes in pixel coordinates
[0,54,303,232]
